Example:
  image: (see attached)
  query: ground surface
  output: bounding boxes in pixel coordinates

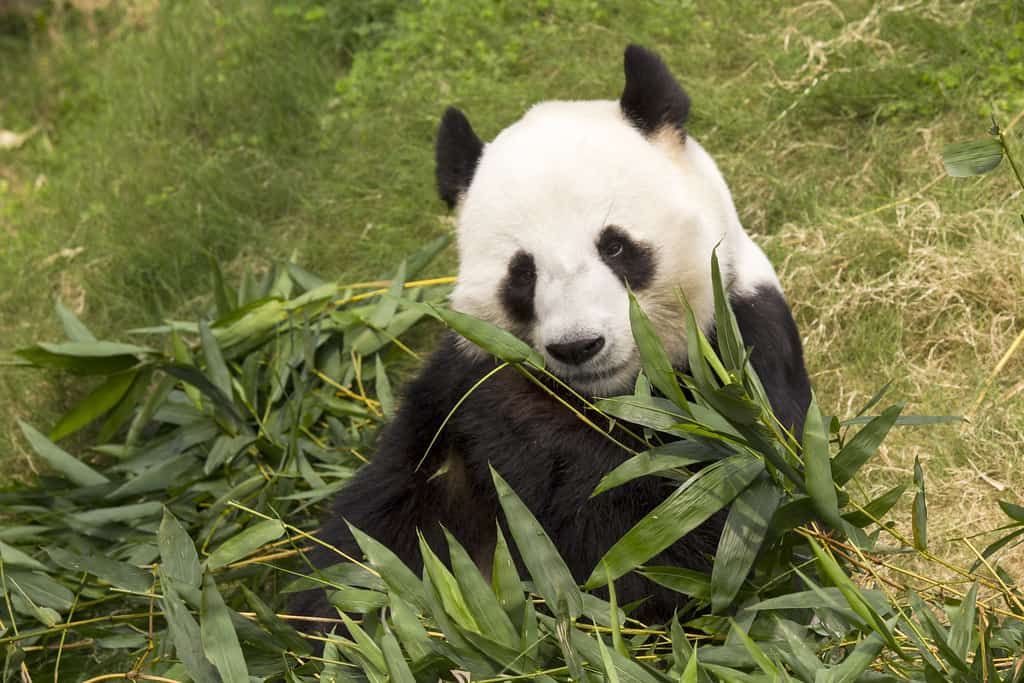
[1,0,1022,574]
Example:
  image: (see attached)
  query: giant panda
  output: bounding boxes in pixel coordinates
[290,45,812,629]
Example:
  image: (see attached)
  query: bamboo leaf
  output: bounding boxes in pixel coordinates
[160,569,219,683]
[801,395,843,528]
[159,508,202,588]
[639,566,712,601]
[942,138,1003,177]
[18,419,109,487]
[46,547,151,593]
[586,456,762,589]
[711,477,779,613]
[491,467,583,619]
[829,632,885,683]
[374,353,395,418]
[55,300,96,342]
[808,537,900,652]
[948,581,978,661]
[205,519,286,570]
[832,404,902,485]
[843,483,908,528]
[729,619,778,677]
[349,523,427,611]
[200,574,249,683]
[628,289,690,411]
[428,304,545,367]
[199,320,234,405]
[443,529,519,649]
[593,440,717,496]
[912,456,928,551]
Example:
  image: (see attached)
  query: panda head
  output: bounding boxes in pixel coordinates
[436,45,780,396]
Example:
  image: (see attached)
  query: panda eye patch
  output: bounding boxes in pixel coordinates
[500,250,537,323]
[597,226,656,290]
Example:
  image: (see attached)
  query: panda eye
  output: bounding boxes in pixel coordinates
[601,240,625,259]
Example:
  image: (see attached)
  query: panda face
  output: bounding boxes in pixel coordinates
[435,46,781,396]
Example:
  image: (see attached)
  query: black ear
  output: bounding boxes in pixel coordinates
[620,44,690,138]
[435,107,483,209]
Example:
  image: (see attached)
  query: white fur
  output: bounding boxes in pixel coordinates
[450,100,781,396]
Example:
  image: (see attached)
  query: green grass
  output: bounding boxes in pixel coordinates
[2,0,1024,577]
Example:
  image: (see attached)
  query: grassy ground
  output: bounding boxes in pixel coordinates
[2,0,1023,577]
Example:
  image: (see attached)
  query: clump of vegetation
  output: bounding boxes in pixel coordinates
[2,249,1023,682]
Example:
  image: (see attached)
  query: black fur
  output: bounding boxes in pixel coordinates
[597,225,657,290]
[435,107,483,209]
[499,250,537,324]
[620,44,691,138]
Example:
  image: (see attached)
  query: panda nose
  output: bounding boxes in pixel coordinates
[546,336,605,365]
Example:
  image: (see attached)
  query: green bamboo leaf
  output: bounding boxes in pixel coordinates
[327,585,388,613]
[199,320,233,403]
[338,612,388,674]
[832,404,902,485]
[374,354,395,417]
[628,289,690,411]
[942,138,1003,177]
[46,547,151,593]
[801,395,843,528]
[205,519,285,570]
[907,591,974,677]
[595,395,687,431]
[710,249,745,373]
[491,525,525,620]
[998,500,1024,524]
[75,501,162,526]
[97,367,153,443]
[159,508,202,588]
[729,619,778,677]
[380,621,417,683]
[159,569,219,683]
[349,523,427,611]
[750,586,892,615]
[842,483,908,528]
[19,419,110,487]
[948,581,979,661]
[597,637,622,683]
[161,363,244,425]
[0,541,47,571]
[387,593,434,662]
[711,477,779,613]
[681,644,700,683]
[640,565,712,601]
[829,632,885,683]
[491,467,583,619]
[593,441,718,497]
[772,618,820,682]
[209,255,236,319]
[808,538,900,652]
[239,585,311,655]
[428,304,545,367]
[55,300,96,342]
[369,261,406,329]
[417,533,478,632]
[200,575,249,683]
[14,344,141,375]
[6,573,62,626]
[912,456,928,551]
[587,456,762,589]
[444,529,519,649]
[684,304,761,425]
